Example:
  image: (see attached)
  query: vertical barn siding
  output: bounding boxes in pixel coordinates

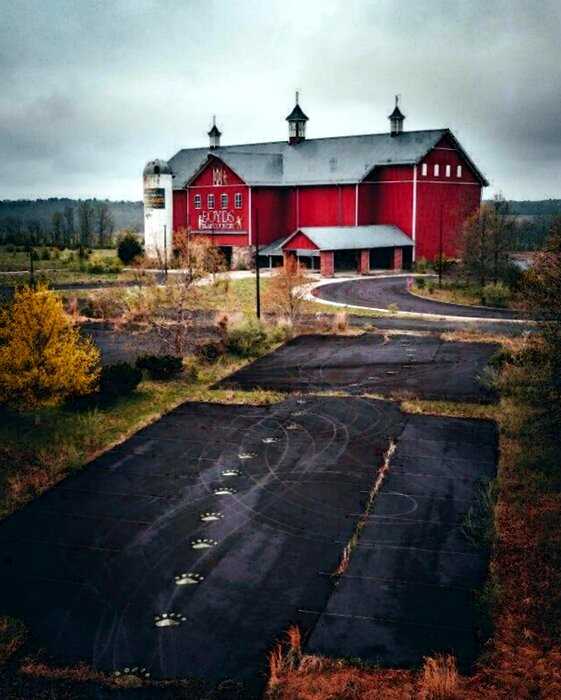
[415,135,482,259]
[251,188,292,245]
[173,190,187,231]
[415,182,481,259]
[298,185,355,227]
[358,166,414,235]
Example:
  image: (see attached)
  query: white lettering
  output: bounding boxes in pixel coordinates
[197,209,242,230]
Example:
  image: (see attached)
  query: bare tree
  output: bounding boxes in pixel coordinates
[51,211,64,247]
[63,205,75,247]
[263,255,308,324]
[125,231,227,356]
[459,196,514,287]
[77,200,94,251]
[95,201,114,247]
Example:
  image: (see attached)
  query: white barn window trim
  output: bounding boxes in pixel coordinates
[445,164,451,177]
[434,164,440,177]
[422,163,428,176]
[221,193,228,209]
[208,194,215,209]
[457,165,463,177]
[234,192,242,209]
[194,194,201,209]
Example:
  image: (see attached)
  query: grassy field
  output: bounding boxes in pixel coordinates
[0,355,282,521]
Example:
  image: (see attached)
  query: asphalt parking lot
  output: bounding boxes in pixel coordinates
[0,390,496,688]
[217,333,498,402]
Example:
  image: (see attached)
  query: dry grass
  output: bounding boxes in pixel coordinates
[440,329,527,350]
[0,617,26,665]
[418,655,459,699]
[333,439,395,576]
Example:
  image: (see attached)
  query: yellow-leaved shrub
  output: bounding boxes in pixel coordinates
[0,285,100,411]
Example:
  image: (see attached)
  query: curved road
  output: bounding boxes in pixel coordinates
[313,275,523,320]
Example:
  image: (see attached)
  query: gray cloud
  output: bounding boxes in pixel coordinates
[1,0,560,199]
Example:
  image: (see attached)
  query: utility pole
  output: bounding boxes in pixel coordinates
[255,208,261,320]
[163,225,168,281]
[438,202,444,289]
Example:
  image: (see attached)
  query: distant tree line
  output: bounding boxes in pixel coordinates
[483,198,561,251]
[0,198,143,248]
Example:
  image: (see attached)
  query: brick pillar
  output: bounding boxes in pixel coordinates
[393,247,403,270]
[283,250,297,270]
[358,249,370,275]
[320,250,334,277]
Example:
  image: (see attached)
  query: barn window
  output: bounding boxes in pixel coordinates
[234,192,242,209]
[445,165,451,177]
[457,165,463,177]
[434,164,440,177]
[221,193,228,209]
[421,163,428,176]
[207,194,215,209]
[194,194,201,209]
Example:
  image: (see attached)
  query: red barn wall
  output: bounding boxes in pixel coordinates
[297,185,355,227]
[172,190,188,231]
[185,158,250,247]
[358,165,414,235]
[283,231,317,250]
[251,188,291,246]
[415,135,482,259]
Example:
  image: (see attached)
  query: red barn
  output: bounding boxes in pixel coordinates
[147,98,487,276]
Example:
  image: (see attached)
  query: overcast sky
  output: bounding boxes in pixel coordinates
[2,0,560,201]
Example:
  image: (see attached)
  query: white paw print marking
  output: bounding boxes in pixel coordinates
[262,437,279,444]
[113,666,150,679]
[221,468,241,477]
[214,486,237,496]
[292,410,306,416]
[174,572,204,586]
[238,452,256,460]
[154,612,186,628]
[286,423,301,430]
[199,511,223,522]
[191,538,217,550]
[296,398,307,405]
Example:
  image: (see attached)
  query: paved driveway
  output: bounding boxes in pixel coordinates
[313,276,523,320]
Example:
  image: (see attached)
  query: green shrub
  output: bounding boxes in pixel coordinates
[40,248,51,261]
[426,280,435,294]
[136,354,183,379]
[195,340,225,363]
[482,282,511,308]
[500,262,524,290]
[99,362,142,398]
[415,277,426,289]
[117,233,143,264]
[86,255,123,274]
[414,257,431,273]
[226,319,269,357]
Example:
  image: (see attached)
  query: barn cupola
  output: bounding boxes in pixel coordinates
[286,91,309,144]
[388,96,405,136]
[208,116,222,150]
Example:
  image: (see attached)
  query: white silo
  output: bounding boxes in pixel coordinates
[143,159,173,261]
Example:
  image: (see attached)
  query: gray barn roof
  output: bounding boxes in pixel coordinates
[259,225,413,254]
[168,129,488,188]
[287,226,414,251]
